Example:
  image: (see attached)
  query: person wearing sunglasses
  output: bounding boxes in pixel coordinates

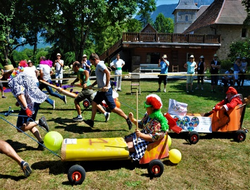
[125,94,169,161]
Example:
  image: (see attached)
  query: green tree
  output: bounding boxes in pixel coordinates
[41,0,156,61]
[154,13,174,33]
[228,38,250,61]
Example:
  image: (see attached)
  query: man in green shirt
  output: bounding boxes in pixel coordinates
[71,61,110,122]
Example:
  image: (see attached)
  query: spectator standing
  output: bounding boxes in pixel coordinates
[39,56,67,104]
[221,68,234,92]
[184,55,197,93]
[195,55,206,90]
[210,54,221,92]
[81,54,91,74]
[54,53,64,87]
[157,54,169,93]
[0,68,6,98]
[110,54,125,91]
[84,53,132,130]
[239,57,248,88]
[233,56,241,87]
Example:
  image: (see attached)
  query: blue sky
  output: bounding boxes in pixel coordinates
[156,0,179,6]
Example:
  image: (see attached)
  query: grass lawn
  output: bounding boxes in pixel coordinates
[0,79,249,190]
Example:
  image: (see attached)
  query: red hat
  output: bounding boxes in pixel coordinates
[226,87,237,95]
[146,94,163,110]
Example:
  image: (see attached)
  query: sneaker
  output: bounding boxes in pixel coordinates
[84,120,94,128]
[52,100,56,110]
[37,141,44,151]
[105,112,110,122]
[117,89,121,91]
[20,161,32,177]
[191,90,194,92]
[39,116,49,132]
[163,89,166,93]
[157,88,160,92]
[126,118,132,130]
[73,115,83,122]
[63,96,67,104]
[195,87,199,90]
[201,87,204,90]
[2,95,6,98]
[186,91,189,93]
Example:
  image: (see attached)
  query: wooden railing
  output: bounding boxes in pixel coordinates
[99,39,122,61]
[100,33,221,60]
[122,33,221,43]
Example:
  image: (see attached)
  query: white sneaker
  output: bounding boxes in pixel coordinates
[195,87,199,90]
[163,89,166,93]
[52,100,55,110]
[73,115,83,122]
[201,87,204,90]
[105,112,110,122]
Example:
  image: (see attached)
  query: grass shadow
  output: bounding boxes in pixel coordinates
[5,140,37,152]
[0,174,26,181]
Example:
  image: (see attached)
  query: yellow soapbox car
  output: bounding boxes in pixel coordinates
[61,135,170,185]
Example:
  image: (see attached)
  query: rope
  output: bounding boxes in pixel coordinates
[0,109,61,159]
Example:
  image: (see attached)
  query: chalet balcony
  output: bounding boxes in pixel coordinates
[122,33,221,44]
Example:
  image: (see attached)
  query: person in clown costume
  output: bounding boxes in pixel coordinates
[125,94,169,161]
[204,86,242,116]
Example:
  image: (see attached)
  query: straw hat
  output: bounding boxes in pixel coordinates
[3,64,14,74]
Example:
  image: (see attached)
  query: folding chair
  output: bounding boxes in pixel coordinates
[130,73,141,95]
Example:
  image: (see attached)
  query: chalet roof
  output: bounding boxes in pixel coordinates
[141,23,157,33]
[173,0,199,14]
[184,0,248,34]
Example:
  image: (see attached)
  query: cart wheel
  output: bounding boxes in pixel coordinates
[234,130,246,142]
[147,159,164,177]
[68,165,86,185]
[82,99,90,109]
[188,131,200,144]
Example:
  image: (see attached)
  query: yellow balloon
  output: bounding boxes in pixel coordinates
[169,149,182,164]
[167,136,172,147]
[44,131,63,151]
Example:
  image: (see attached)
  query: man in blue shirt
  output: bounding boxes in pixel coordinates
[157,54,169,93]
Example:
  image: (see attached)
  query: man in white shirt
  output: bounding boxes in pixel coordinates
[110,54,125,91]
[54,53,64,87]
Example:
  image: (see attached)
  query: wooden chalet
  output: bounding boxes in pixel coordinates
[100,23,221,72]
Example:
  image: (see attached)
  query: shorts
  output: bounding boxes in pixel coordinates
[234,71,239,80]
[158,75,168,85]
[186,75,194,84]
[75,88,94,103]
[16,103,39,128]
[93,88,116,110]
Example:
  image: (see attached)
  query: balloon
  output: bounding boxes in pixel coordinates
[44,131,63,151]
[167,135,172,147]
[169,149,182,164]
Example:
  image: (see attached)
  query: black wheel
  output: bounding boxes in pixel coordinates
[234,130,246,142]
[147,159,164,177]
[68,165,86,185]
[188,131,200,144]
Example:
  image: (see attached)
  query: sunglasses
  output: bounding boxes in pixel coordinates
[144,102,152,108]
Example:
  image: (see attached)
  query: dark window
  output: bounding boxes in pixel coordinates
[146,52,160,64]
[242,28,247,38]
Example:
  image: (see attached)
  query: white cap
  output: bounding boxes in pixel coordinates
[57,53,61,56]
[189,55,194,58]
[200,55,204,59]
[82,54,87,58]
[162,54,167,59]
